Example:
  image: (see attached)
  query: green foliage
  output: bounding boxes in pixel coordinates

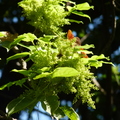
[0,78,27,90]
[75,2,94,10]
[0,0,112,120]
[18,0,70,35]
[6,94,36,115]
[7,52,30,63]
[82,54,113,68]
[1,33,111,118]
[18,0,93,35]
[10,33,37,47]
[52,67,79,78]
[66,2,94,21]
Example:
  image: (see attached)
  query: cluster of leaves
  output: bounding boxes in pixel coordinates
[0,0,112,120]
[18,0,93,35]
[0,33,112,119]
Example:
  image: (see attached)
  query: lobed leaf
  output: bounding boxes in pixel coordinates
[0,78,27,90]
[81,54,112,68]
[10,33,37,47]
[76,2,94,11]
[91,54,109,60]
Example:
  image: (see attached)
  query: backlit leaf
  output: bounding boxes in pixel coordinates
[42,95,60,115]
[0,78,27,90]
[10,33,37,47]
[52,67,79,78]
[76,2,94,10]
[60,106,80,120]
[7,52,30,63]
[39,35,57,42]
[6,96,36,116]
[69,19,83,24]
[74,44,95,49]
[33,72,51,80]
[72,11,91,20]
[91,54,109,60]
[12,69,30,76]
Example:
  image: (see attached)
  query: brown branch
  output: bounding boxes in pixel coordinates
[101,0,116,54]
[112,0,120,11]
[8,24,17,34]
[92,78,106,95]
[81,33,90,44]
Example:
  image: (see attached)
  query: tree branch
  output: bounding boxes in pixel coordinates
[101,0,116,54]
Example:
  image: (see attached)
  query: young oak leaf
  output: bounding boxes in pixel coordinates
[67,29,88,58]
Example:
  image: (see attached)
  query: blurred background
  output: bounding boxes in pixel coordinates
[0,0,120,120]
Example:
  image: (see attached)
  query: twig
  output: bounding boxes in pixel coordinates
[112,0,120,11]
[92,78,106,95]
[81,33,90,44]
[0,110,17,120]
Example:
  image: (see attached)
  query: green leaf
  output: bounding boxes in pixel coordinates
[40,67,51,72]
[0,32,6,37]
[0,41,11,49]
[54,108,65,120]
[60,106,80,120]
[17,43,36,51]
[14,78,27,87]
[88,60,103,68]
[12,69,30,76]
[10,33,37,47]
[91,54,109,60]
[76,2,94,10]
[0,78,27,90]
[0,82,13,90]
[74,44,95,49]
[39,35,57,42]
[33,72,51,80]
[52,67,79,78]
[80,50,93,54]
[7,52,30,63]
[72,11,91,20]
[66,6,73,12]
[81,54,112,68]
[42,95,60,115]
[69,19,83,24]
[6,96,36,116]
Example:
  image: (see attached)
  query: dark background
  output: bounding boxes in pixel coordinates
[0,0,120,120]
